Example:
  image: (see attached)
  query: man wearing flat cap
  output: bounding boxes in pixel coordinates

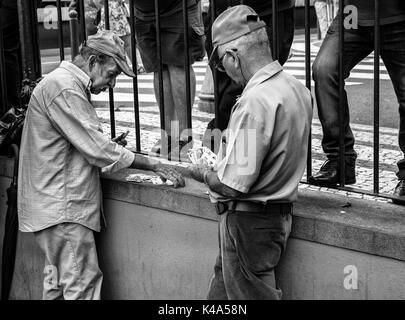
[202,0,296,147]
[189,5,312,299]
[17,31,185,300]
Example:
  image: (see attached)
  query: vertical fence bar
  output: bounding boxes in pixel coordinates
[0,27,7,113]
[69,8,79,59]
[78,0,87,41]
[338,0,345,186]
[373,0,380,193]
[211,0,219,130]
[17,0,42,81]
[305,0,312,179]
[155,0,165,134]
[271,0,279,61]
[183,0,192,141]
[104,0,116,138]
[56,0,65,61]
[129,0,141,152]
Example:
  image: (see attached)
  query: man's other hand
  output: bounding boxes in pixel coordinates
[112,130,129,147]
[154,164,185,188]
[188,163,212,183]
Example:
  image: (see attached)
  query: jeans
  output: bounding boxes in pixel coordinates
[204,7,295,131]
[34,223,103,300]
[313,18,405,179]
[207,209,292,300]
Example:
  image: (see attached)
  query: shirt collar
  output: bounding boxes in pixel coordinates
[59,61,92,92]
[242,60,283,95]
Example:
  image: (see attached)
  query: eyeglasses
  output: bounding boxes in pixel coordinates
[215,51,229,72]
[215,49,237,72]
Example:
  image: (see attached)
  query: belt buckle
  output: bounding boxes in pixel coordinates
[215,202,228,215]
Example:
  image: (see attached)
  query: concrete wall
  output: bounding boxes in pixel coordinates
[1,156,405,300]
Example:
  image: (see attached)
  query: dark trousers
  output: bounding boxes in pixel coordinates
[207,209,292,300]
[313,18,405,179]
[204,7,295,131]
[0,1,22,116]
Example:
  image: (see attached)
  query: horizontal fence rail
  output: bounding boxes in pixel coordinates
[3,0,401,202]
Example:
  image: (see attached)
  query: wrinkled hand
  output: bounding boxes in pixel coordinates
[112,131,129,147]
[188,163,212,183]
[154,164,185,188]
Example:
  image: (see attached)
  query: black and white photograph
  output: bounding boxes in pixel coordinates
[0,0,405,310]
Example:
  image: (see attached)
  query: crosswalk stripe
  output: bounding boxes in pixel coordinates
[112,82,203,91]
[284,61,388,73]
[282,69,391,80]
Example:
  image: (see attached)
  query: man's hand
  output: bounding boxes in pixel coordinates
[112,130,129,147]
[188,163,212,183]
[153,164,185,188]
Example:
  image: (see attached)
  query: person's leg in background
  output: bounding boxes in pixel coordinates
[262,7,295,66]
[120,33,132,62]
[314,0,329,39]
[84,0,100,37]
[379,20,405,203]
[135,4,204,159]
[309,19,374,186]
[151,63,197,159]
[34,223,103,300]
[120,33,145,73]
[0,0,22,113]
[135,46,145,73]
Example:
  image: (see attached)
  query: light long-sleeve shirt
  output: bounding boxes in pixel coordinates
[17,61,135,232]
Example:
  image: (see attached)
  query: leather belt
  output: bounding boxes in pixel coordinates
[215,200,293,216]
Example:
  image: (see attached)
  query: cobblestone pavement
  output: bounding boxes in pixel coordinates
[41,35,401,203]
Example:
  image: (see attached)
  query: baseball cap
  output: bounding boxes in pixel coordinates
[209,5,266,65]
[86,30,136,78]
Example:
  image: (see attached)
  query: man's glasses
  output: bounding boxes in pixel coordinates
[215,51,229,72]
[215,49,238,72]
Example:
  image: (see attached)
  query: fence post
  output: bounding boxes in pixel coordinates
[16,0,41,81]
[0,27,7,114]
[69,8,79,60]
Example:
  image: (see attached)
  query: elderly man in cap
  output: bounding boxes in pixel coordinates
[189,5,312,299]
[17,31,185,300]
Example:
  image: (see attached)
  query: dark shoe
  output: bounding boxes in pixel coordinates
[307,159,356,187]
[392,179,405,205]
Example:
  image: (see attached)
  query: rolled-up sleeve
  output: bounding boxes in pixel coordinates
[46,89,134,173]
[216,110,273,194]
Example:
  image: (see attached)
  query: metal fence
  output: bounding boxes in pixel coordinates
[1,0,398,201]
[0,25,7,113]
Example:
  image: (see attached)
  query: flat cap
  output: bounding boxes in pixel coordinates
[86,30,135,78]
[209,5,266,64]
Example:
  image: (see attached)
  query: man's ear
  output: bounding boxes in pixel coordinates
[232,51,240,70]
[88,55,97,72]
